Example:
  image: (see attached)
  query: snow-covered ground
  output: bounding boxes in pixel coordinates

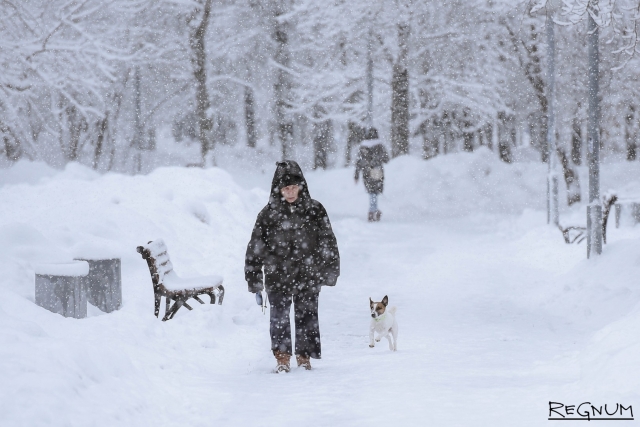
[2,150,640,426]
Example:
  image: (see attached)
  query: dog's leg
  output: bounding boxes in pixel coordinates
[369,325,375,348]
[385,333,394,351]
[390,327,397,351]
[391,322,398,351]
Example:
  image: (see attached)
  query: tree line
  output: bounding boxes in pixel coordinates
[1,0,639,198]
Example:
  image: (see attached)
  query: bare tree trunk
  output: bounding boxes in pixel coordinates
[244,86,257,148]
[481,122,493,150]
[497,112,514,163]
[571,116,582,165]
[422,136,438,159]
[298,114,312,146]
[106,68,130,172]
[133,66,144,150]
[462,129,474,152]
[313,109,333,170]
[346,121,365,165]
[528,112,547,159]
[505,20,548,162]
[272,1,293,160]
[391,22,410,158]
[131,66,144,173]
[440,112,453,155]
[556,146,581,205]
[0,121,22,161]
[189,0,214,166]
[93,114,108,170]
[65,104,87,162]
[625,104,636,161]
[365,29,374,126]
[418,119,438,160]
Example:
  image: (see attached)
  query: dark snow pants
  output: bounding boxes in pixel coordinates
[266,289,321,359]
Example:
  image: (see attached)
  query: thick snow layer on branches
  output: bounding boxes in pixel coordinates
[1,152,640,426]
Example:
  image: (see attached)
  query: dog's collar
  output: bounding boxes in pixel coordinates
[373,313,387,322]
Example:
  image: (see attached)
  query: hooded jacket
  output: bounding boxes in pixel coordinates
[245,160,340,295]
[355,140,389,195]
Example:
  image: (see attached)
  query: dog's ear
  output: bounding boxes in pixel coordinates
[381,295,388,306]
[369,297,373,307]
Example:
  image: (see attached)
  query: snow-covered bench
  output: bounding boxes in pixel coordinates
[614,197,640,228]
[557,194,618,245]
[136,239,224,321]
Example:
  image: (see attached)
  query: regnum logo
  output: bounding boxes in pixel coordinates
[549,402,634,421]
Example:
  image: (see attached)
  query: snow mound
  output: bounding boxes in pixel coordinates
[306,147,546,221]
[0,163,268,426]
[384,148,546,219]
[580,302,640,395]
[0,160,60,186]
[574,239,640,396]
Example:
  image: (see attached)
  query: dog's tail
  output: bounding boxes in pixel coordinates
[388,306,397,316]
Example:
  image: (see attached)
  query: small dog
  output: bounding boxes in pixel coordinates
[369,295,398,351]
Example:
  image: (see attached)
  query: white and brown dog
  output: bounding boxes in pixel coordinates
[369,295,398,351]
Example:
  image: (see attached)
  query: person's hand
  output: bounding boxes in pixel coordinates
[354,177,359,185]
[255,292,263,306]
[320,273,338,287]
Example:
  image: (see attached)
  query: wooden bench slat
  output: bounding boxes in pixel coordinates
[157,264,173,278]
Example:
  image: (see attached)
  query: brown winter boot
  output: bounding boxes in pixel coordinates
[368,212,375,222]
[274,351,291,373]
[296,355,312,370]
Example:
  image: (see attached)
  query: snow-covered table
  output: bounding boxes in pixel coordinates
[34,261,90,319]
[75,257,122,313]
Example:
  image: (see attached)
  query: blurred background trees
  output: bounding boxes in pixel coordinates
[1,0,639,174]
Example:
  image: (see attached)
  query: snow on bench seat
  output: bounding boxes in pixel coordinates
[162,272,223,292]
[136,239,224,321]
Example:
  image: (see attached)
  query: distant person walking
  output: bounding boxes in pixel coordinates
[245,160,340,373]
[354,128,389,222]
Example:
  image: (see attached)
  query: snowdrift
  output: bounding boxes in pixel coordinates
[2,151,640,426]
[310,146,640,222]
[0,162,268,426]
[304,147,547,221]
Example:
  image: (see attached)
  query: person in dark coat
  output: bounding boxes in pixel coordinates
[245,160,340,373]
[354,127,389,222]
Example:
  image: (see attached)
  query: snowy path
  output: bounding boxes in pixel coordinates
[123,215,586,426]
[199,217,585,426]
